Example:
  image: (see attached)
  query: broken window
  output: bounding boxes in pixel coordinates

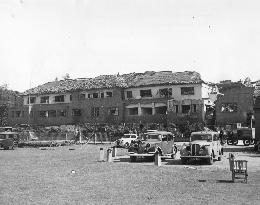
[142,107,153,115]
[175,105,179,113]
[221,103,237,112]
[126,91,133,99]
[27,97,36,104]
[181,87,194,95]
[93,93,99,98]
[54,95,65,102]
[39,111,48,118]
[57,109,67,117]
[182,105,191,114]
[128,108,138,115]
[91,107,99,117]
[40,96,49,104]
[48,110,56,117]
[159,88,172,98]
[72,109,81,116]
[108,107,119,116]
[79,93,86,100]
[15,111,21,118]
[106,91,113,97]
[155,106,167,115]
[192,104,197,113]
[140,89,152,97]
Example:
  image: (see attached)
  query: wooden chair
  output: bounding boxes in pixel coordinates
[229,153,248,183]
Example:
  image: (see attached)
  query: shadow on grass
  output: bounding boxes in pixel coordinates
[216,179,234,183]
[165,158,216,166]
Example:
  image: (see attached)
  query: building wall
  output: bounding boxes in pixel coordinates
[254,98,260,142]
[215,87,254,125]
[8,88,125,126]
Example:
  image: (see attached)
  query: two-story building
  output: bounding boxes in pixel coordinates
[7,71,218,126]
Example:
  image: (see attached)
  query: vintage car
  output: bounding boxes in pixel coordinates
[128,131,177,162]
[180,131,223,165]
[0,131,19,150]
[116,134,139,148]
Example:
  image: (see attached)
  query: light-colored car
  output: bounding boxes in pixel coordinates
[0,132,19,150]
[128,131,177,162]
[180,131,223,165]
[117,134,139,148]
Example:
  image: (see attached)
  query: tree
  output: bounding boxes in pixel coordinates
[63,73,70,80]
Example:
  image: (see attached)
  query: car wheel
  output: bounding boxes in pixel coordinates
[124,142,129,148]
[243,140,250,146]
[227,139,233,145]
[250,139,255,145]
[233,140,238,145]
[181,158,187,165]
[130,156,137,162]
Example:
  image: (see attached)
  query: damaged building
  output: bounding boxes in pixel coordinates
[7,71,219,126]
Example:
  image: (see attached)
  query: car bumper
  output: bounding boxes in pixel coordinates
[129,152,174,158]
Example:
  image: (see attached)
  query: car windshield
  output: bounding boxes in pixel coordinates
[146,134,161,141]
[191,134,212,141]
[123,135,131,138]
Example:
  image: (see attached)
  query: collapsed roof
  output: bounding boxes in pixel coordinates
[22,71,203,96]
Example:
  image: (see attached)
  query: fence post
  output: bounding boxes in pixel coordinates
[155,151,161,166]
[107,148,113,162]
[112,146,117,158]
[99,148,105,162]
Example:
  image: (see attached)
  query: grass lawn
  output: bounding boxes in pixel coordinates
[0,145,260,205]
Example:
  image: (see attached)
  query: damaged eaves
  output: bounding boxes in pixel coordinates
[22,71,203,96]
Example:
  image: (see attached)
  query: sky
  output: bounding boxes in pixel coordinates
[0,0,260,92]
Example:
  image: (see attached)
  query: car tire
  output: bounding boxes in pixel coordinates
[130,156,137,162]
[227,139,233,145]
[181,158,187,165]
[233,140,238,145]
[124,142,129,148]
[243,140,250,146]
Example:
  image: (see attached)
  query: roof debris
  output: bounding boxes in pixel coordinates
[22,71,203,95]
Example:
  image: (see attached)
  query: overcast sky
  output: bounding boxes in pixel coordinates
[0,0,259,92]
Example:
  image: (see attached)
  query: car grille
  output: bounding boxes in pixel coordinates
[191,144,200,156]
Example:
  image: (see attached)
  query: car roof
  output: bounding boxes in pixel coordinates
[146,131,173,135]
[0,132,19,135]
[191,131,218,135]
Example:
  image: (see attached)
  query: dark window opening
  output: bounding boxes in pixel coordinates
[40,96,49,103]
[39,111,48,118]
[27,97,36,104]
[140,89,152,97]
[182,105,191,114]
[15,111,21,118]
[126,91,133,99]
[79,93,86,100]
[155,106,167,115]
[93,93,99,98]
[106,92,113,97]
[55,95,65,102]
[87,94,91,98]
[100,93,104,98]
[70,95,72,101]
[57,109,67,117]
[175,105,179,113]
[48,110,56,117]
[142,107,152,115]
[108,107,119,116]
[181,87,194,95]
[128,108,138,115]
[72,109,81,116]
[159,88,172,98]
[192,104,197,113]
